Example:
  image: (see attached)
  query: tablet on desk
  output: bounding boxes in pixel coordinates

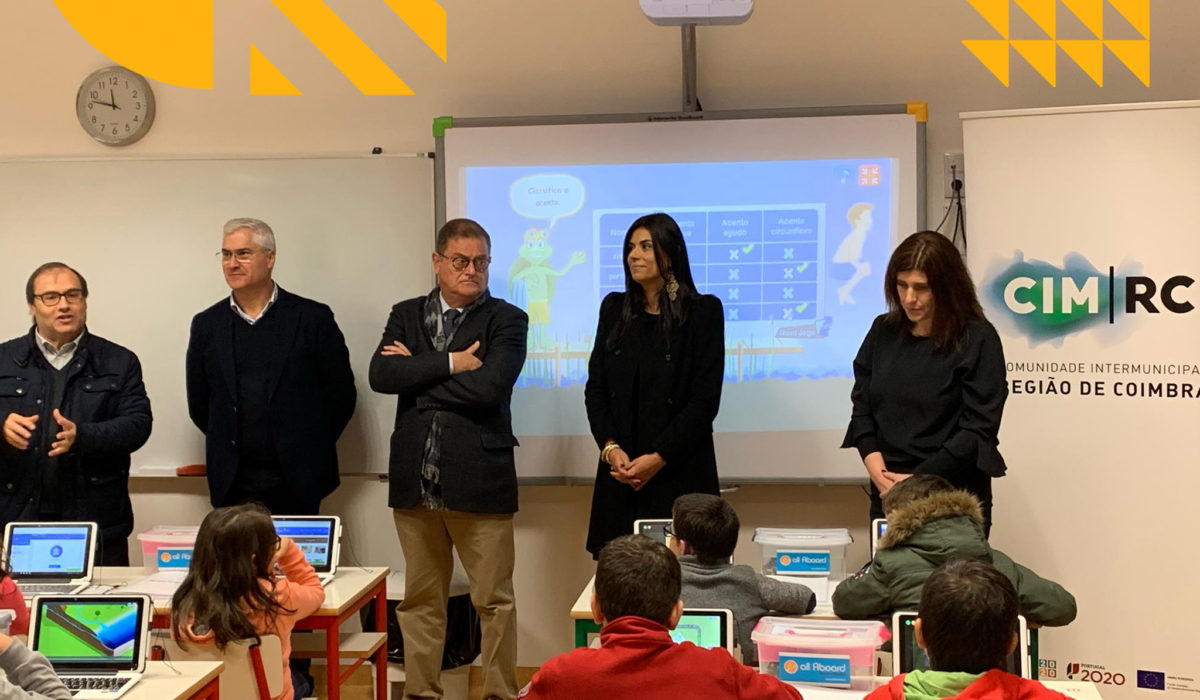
[633,519,672,546]
[670,608,735,652]
[892,611,1030,678]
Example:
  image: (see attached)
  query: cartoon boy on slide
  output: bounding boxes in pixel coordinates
[509,227,586,350]
[832,202,873,304]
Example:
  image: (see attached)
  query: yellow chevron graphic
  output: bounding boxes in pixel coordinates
[1105,40,1150,85]
[968,0,1010,39]
[1014,0,1056,38]
[1108,0,1149,37]
[964,0,1149,86]
[1059,40,1105,85]
[51,0,446,94]
[1061,0,1103,39]
[251,45,302,95]
[1012,40,1057,85]
[52,0,214,89]
[963,40,1011,86]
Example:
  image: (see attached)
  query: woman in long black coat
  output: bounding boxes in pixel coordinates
[584,212,726,557]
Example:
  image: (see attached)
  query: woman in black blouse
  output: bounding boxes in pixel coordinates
[584,213,725,557]
[843,231,1007,535]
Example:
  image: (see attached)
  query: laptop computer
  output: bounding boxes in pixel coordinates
[870,518,888,558]
[669,608,735,653]
[30,595,151,699]
[632,518,673,547]
[5,522,97,597]
[892,611,1031,678]
[271,515,341,586]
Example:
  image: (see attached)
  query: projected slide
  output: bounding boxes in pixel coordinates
[465,158,893,435]
[37,602,138,662]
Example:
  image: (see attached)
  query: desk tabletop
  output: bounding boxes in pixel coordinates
[96,566,389,616]
[122,660,222,700]
[570,574,837,620]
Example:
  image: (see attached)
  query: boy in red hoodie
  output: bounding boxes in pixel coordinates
[518,535,803,700]
[867,559,1070,700]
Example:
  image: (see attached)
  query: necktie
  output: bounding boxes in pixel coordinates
[443,308,462,334]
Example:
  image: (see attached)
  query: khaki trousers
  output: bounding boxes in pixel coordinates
[393,508,517,700]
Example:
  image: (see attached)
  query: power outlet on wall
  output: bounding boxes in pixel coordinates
[944,152,965,198]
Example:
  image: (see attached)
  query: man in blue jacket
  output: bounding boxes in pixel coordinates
[0,262,152,565]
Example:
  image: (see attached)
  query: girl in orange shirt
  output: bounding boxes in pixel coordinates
[170,504,324,700]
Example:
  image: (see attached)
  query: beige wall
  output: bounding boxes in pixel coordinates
[9,0,1196,669]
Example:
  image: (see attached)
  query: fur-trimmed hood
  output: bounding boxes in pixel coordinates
[879,490,985,551]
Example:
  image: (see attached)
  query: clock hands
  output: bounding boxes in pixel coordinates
[110,88,121,111]
[92,97,117,109]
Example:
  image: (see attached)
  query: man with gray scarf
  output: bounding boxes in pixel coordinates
[369,218,528,700]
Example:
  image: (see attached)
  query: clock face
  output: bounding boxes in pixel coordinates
[75,67,156,147]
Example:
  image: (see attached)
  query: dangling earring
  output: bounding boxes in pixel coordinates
[666,271,679,302]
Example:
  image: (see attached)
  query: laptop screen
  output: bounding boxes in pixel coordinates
[32,598,146,671]
[669,609,733,651]
[8,524,92,578]
[894,612,1028,678]
[271,517,335,572]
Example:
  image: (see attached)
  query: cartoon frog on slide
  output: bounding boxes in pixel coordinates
[509,227,586,350]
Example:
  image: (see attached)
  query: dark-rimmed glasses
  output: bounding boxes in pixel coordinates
[32,289,85,306]
[438,254,491,272]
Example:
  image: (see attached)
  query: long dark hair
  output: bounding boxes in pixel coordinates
[884,231,984,350]
[607,213,699,348]
[171,504,294,649]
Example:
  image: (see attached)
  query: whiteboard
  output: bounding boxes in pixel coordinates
[0,155,433,477]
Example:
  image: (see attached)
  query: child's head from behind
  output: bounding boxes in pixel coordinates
[171,503,285,647]
[670,493,738,565]
[592,535,682,628]
[192,503,279,580]
[918,558,1019,674]
[882,474,956,517]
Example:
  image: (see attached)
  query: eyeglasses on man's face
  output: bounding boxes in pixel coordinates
[439,254,492,272]
[32,289,85,306]
[663,522,676,540]
[218,248,266,264]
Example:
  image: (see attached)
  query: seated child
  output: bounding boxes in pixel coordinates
[832,475,1076,626]
[866,558,1071,700]
[518,535,803,700]
[0,560,29,636]
[669,494,816,665]
[0,631,70,700]
[171,504,325,700]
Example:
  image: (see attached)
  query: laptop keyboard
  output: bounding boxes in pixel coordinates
[63,675,130,695]
[19,583,80,594]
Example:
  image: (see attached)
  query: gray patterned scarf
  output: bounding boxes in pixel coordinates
[418,286,490,510]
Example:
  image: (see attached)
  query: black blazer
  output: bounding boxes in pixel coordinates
[185,288,356,506]
[0,331,151,547]
[368,293,528,514]
[583,292,725,555]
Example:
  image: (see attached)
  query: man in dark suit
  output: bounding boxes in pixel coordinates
[186,217,356,514]
[369,218,528,700]
[0,262,152,565]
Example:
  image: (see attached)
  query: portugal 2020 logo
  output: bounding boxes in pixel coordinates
[985,251,1195,345]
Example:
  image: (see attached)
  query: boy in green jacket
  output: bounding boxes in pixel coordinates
[832,474,1076,626]
[865,559,1071,700]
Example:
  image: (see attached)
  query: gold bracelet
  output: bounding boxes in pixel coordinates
[601,442,619,463]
